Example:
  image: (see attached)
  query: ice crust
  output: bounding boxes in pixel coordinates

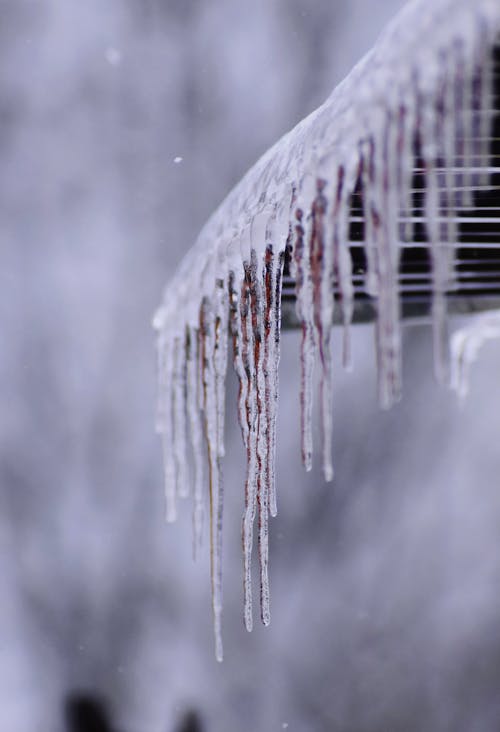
[153,0,500,659]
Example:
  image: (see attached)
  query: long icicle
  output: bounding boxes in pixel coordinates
[333,165,355,371]
[375,110,402,408]
[364,132,387,406]
[453,38,467,211]
[437,55,459,380]
[230,260,269,628]
[441,49,459,256]
[199,296,224,662]
[240,259,258,632]
[172,336,190,499]
[396,102,414,246]
[228,270,248,449]
[214,276,229,460]
[310,177,335,482]
[252,247,270,627]
[186,325,205,560]
[359,139,379,298]
[158,337,177,523]
[420,75,450,383]
[268,243,285,518]
[476,23,494,188]
[293,194,316,471]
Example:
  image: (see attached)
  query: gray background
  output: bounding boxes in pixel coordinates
[2,1,500,730]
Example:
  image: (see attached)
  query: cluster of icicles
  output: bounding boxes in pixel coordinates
[154,0,500,660]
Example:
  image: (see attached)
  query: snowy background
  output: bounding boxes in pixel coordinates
[3,0,500,730]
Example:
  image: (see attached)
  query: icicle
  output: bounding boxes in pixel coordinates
[307,177,333,481]
[362,134,387,405]
[293,175,317,471]
[252,246,270,627]
[157,333,177,523]
[420,75,450,383]
[268,243,285,517]
[172,336,190,498]
[263,246,274,513]
[381,110,403,406]
[228,271,247,447]
[239,254,258,632]
[359,139,379,297]
[395,102,412,245]
[332,165,356,371]
[433,63,455,381]
[440,51,459,254]
[230,248,270,628]
[471,58,483,190]
[185,325,205,560]
[303,176,332,481]
[153,310,178,522]
[367,112,402,409]
[461,40,475,210]
[199,296,224,662]
[453,39,468,211]
[450,34,482,211]
[154,315,167,436]
[475,25,494,188]
[213,274,229,460]
[451,312,500,400]
[196,316,206,416]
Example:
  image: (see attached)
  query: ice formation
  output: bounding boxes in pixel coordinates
[153,0,500,660]
[451,312,500,399]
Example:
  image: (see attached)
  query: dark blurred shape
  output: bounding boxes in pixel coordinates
[175,710,203,732]
[64,692,117,732]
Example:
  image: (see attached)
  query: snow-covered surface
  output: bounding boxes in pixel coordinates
[154,0,500,659]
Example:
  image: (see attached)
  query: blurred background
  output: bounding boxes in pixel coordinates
[3,0,500,730]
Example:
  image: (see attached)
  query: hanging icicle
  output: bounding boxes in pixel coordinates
[451,312,500,400]
[153,0,500,659]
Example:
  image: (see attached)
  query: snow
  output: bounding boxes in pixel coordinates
[153,0,500,659]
